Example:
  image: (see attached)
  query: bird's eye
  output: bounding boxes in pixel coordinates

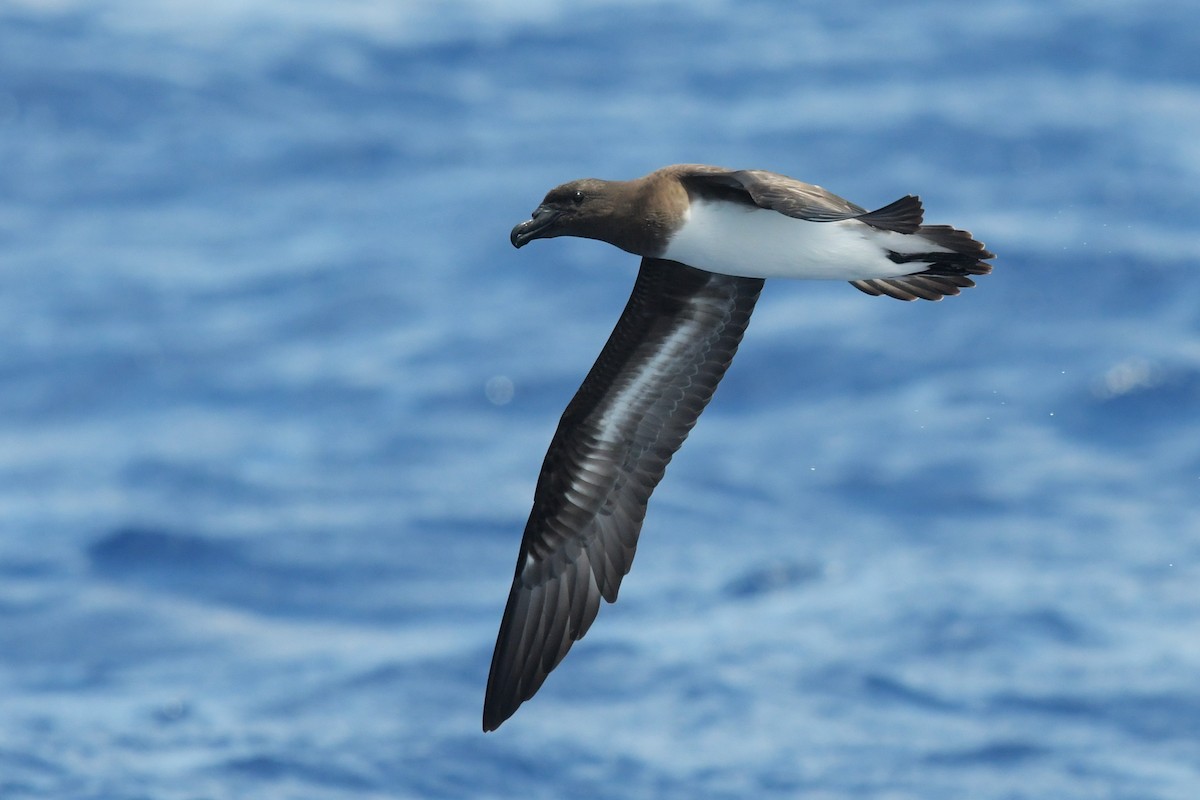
[572,190,585,205]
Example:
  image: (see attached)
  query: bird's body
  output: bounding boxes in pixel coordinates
[485,164,994,731]
[663,198,951,280]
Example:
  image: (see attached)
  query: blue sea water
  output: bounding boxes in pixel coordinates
[2,0,1199,797]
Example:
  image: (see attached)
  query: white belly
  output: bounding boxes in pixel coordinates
[660,200,949,281]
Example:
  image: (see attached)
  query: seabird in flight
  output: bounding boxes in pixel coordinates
[483,164,994,731]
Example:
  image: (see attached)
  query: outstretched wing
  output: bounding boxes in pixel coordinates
[483,258,764,731]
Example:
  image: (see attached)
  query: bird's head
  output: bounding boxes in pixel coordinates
[510,179,619,248]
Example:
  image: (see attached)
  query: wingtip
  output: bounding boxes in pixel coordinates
[483,688,522,732]
[482,657,521,732]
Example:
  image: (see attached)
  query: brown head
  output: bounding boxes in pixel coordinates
[510,179,622,248]
[510,171,688,257]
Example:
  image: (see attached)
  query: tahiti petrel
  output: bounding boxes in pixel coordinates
[484,164,994,731]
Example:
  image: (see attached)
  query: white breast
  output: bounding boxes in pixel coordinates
[661,200,949,281]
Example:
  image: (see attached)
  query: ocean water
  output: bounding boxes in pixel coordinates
[2,1,1199,797]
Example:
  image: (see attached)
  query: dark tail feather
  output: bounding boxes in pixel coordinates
[917,224,995,261]
[851,222,994,302]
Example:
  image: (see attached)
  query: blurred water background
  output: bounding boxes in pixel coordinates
[2,1,1199,797]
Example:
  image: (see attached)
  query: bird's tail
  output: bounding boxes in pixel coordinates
[850,197,994,301]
